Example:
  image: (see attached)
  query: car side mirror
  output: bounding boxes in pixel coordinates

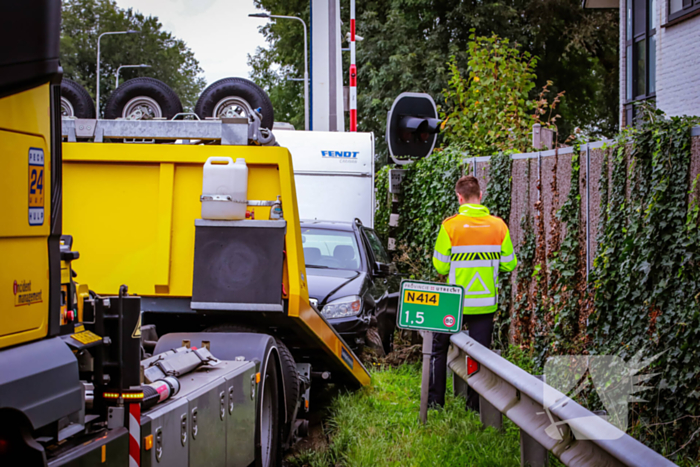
[374,262,391,277]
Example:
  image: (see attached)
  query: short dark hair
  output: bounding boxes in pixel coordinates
[455,175,481,201]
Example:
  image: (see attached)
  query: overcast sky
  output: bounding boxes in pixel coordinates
[114,0,270,86]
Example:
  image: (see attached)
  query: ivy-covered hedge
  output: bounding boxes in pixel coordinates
[589,113,700,460]
[398,148,466,279]
[374,166,391,241]
[375,112,700,462]
[375,147,464,280]
[481,152,513,349]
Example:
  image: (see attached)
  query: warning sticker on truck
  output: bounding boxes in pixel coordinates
[13,280,42,306]
[71,330,102,345]
[132,315,142,338]
[28,147,45,226]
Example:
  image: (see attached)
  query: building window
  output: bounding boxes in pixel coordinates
[669,0,700,22]
[625,0,656,125]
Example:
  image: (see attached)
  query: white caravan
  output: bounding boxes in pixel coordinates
[273,131,375,227]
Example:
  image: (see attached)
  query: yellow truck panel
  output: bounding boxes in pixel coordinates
[63,147,287,297]
[0,82,52,136]
[0,85,52,349]
[64,162,161,294]
[63,142,370,386]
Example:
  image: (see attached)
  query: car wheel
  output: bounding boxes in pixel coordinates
[365,326,386,357]
[377,314,395,355]
[60,79,95,118]
[104,77,182,120]
[194,77,274,129]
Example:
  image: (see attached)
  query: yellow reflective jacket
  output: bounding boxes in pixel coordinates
[432,204,517,315]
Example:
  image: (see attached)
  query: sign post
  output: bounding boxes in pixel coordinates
[419,330,433,424]
[387,169,406,252]
[396,280,464,424]
[388,169,406,194]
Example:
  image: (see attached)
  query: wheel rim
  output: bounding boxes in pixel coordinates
[122,96,163,120]
[213,96,254,119]
[61,97,75,117]
[260,373,274,467]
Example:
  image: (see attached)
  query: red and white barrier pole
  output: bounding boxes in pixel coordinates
[128,403,141,467]
[349,0,357,132]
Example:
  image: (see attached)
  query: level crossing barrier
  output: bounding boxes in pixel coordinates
[447,332,677,467]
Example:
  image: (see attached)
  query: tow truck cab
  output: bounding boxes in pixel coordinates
[0,2,370,465]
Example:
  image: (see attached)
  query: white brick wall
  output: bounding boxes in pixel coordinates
[656,6,700,117]
[619,0,700,124]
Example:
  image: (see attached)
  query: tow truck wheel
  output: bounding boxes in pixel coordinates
[60,79,95,118]
[0,411,45,465]
[194,77,274,129]
[258,355,282,467]
[204,324,300,441]
[104,77,182,120]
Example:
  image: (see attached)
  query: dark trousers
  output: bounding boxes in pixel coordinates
[428,312,494,410]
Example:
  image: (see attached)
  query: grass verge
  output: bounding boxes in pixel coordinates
[288,363,537,467]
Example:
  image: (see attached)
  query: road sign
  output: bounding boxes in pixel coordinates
[389,169,406,193]
[397,280,464,333]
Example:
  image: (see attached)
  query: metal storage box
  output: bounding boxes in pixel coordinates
[191,219,286,312]
[141,360,256,467]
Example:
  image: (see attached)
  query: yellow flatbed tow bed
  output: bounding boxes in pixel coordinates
[62,137,370,388]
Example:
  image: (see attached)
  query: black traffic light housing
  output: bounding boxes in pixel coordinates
[386,92,441,165]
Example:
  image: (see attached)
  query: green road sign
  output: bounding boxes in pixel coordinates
[396,280,464,333]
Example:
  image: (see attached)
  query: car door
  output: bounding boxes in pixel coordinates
[360,227,400,352]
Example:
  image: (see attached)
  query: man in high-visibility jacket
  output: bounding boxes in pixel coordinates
[429,175,517,409]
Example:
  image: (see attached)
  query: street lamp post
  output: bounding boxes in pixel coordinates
[96,30,139,116]
[116,64,151,87]
[249,13,309,131]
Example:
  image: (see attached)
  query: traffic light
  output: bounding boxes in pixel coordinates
[386,93,442,164]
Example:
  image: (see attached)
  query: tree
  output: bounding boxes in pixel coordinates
[442,34,538,157]
[60,0,206,114]
[247,0,309,131]
[248,0,618,163]
[442,34,567,157]
[248,48,305,131]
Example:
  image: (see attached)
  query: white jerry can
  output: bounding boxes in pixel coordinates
[201,156,248,220]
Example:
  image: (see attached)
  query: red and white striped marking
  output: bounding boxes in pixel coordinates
[129,403,141,467]
[349,0,357,132]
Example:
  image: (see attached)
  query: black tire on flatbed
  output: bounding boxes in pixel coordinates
[60,78,95,118]
[194,77,274,129]
[104,77,182,120]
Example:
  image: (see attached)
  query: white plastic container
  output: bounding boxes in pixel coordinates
[201,156,248,220]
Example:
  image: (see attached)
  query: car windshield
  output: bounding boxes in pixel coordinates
[301,228,361,270]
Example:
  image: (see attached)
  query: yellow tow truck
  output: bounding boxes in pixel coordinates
[0,2,369,466]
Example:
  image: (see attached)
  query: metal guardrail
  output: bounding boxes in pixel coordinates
[447,332,677,467]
